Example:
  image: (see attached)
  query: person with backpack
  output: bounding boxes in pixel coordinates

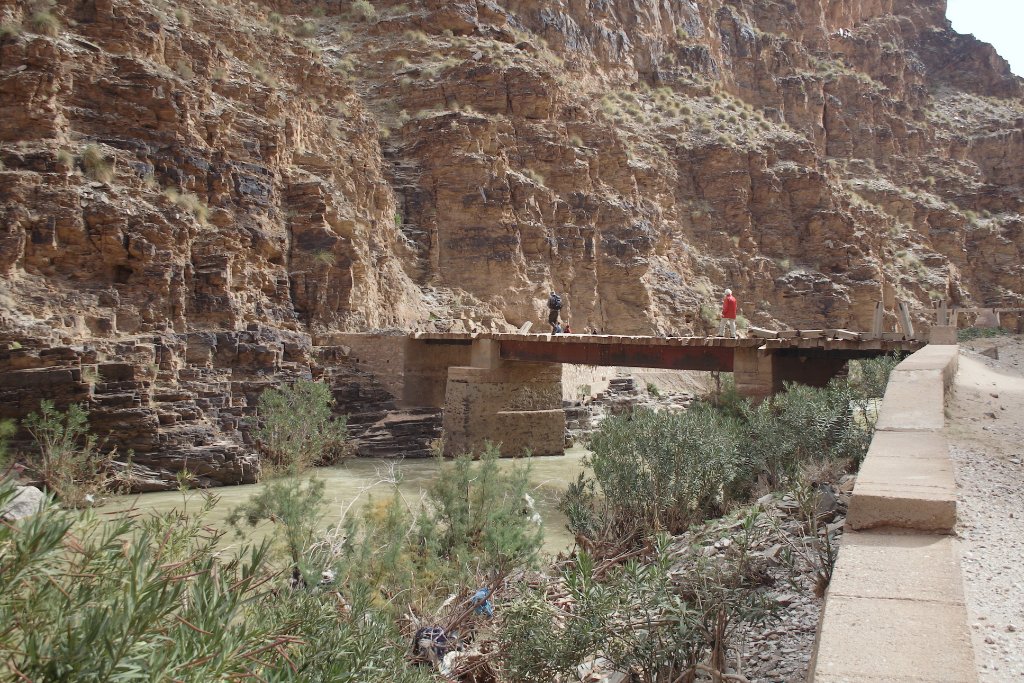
[547,291,563,333]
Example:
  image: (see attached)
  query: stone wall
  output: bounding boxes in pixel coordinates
[561,363,615,402]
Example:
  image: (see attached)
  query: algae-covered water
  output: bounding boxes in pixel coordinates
[110,447,590,556]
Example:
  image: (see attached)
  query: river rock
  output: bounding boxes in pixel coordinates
[1,486,46,521]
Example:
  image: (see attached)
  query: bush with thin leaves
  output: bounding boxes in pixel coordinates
[565,404,745,542]
[0,481,434,681]
[21,400,121,507]
[327,446,542,609]
[252,379,348,474]
[419,444,543,573]
[228,475,326,568]
[498,513,783,682]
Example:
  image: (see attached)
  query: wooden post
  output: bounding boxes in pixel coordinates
[897,300,915,339]
[871,301,884,337]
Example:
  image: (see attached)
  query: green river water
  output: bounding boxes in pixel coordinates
[111,447,590,556]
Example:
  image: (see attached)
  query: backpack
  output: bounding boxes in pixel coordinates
[548,293,562,310]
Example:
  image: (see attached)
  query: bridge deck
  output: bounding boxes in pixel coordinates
[412,332,923,372]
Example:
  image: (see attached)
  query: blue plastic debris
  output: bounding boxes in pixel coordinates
[471,588,493,618]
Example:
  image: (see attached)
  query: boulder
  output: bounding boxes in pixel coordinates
[1,485,46,521]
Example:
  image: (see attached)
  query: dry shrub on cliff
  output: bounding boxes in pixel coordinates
[350,0,376,23]
[523,168,545,185]
[81,144,114,183]
[29,8,60,37]
[250,62,278,87]
[164,187,209,225]
[313,249,336,266]
[0,22,22,39]
[55,148,73,168]
[293,18,316,37]
[174,59,194,80]
[174,7,191,27]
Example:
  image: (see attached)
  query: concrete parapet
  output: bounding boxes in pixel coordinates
[891,343,959,389]
[811,344,976,681]
[928,325,958,345]
[811,532,976,683]
[847,430,956,532]
[874,369,946,431]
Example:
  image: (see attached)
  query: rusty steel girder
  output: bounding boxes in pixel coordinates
[498,340,734,372]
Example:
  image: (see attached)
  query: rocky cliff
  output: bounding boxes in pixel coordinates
[0,0,1021,482]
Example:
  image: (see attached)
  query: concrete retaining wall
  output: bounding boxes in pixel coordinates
[809,344,978,682]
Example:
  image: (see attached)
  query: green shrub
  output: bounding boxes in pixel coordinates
[420,444,542,573]
[318,445,542,619]
[646,381,660,397]
[252,379,348,474]
[21,400,120,507]
[740,380,873,488]
[0,480,431,682]
[568,369,886,547]
[958,326,1008,342]
[566,405,745,541]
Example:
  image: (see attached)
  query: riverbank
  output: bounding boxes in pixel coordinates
[110,448,590,555]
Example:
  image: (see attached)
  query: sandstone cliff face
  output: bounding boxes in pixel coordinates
[0,0,1021,482]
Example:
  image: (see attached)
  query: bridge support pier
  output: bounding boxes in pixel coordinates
[441,340,565,457]
[734,348,849,401]
[734,347,775,401]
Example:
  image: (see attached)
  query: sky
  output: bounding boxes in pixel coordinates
[946,0,1024,76]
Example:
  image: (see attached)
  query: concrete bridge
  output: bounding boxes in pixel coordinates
[340,331,923,457]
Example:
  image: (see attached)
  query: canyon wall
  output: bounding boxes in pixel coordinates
[0,0,1021,482]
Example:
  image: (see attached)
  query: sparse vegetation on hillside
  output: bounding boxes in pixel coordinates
[81,144,114,183]
[164,187,209,225]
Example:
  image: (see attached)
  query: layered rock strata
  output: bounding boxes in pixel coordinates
[0,0,1021,478]
[0,328,439,490]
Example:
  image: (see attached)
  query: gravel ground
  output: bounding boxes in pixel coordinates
[948,336,1024,681]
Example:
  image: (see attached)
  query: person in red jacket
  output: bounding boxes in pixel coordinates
[717,288,738,337]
